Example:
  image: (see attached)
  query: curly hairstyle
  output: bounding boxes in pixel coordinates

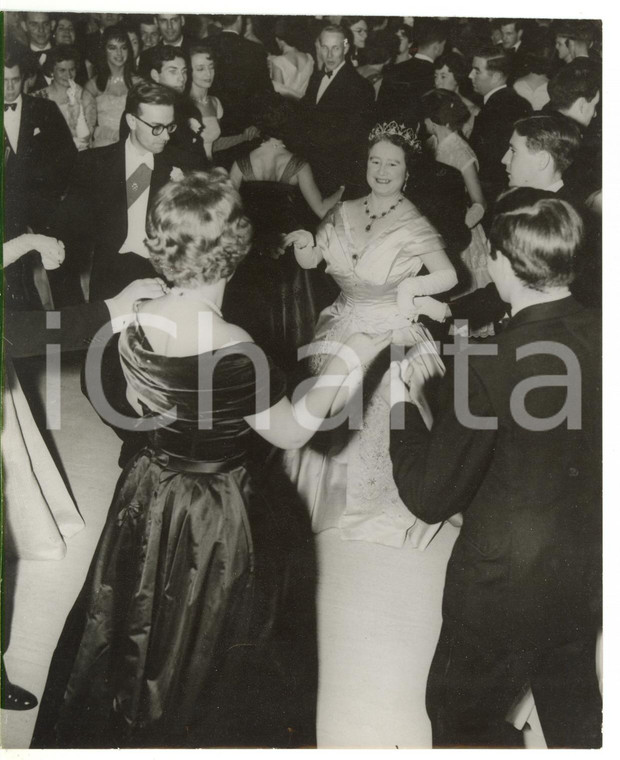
[489,187,583,291]
[146,169,253,286]
[42,44,81,77]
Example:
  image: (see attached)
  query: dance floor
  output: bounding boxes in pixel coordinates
[1,352,122,748]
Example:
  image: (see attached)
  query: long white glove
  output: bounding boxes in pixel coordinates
[396,268,457,319]
[2,234,65,270]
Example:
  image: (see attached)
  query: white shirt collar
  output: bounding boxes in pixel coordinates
[30,42,52,52]
[125,136,155,175]
[323,60,346,79]
[546,179,564,193]
[170,36,183,47]
[484,83,507,104]
[414,53,434,63]
[222,29,239,34]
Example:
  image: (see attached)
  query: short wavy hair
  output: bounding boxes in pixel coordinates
[146,169,252,287]
[489,187,583,291]
[513,115,582,174]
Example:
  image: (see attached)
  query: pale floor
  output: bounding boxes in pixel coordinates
[1,353,554,750]
[1,353,123,749]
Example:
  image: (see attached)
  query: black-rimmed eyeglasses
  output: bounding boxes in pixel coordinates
[133,114,177,136]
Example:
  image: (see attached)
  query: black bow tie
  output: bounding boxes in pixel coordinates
[324,70,334,79]
[4,103,17,112]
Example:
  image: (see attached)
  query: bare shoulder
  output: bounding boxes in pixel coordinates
[216,322,254,347]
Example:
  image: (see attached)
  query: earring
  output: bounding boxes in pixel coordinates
[402,175,409,193]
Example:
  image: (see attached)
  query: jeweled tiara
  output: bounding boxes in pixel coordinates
[368,121,421,151]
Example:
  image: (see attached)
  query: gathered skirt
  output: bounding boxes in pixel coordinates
[31,448,317,749]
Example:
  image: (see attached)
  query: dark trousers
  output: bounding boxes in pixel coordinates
[426,622,602,749]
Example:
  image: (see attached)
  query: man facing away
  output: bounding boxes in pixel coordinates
[388,187,601,748]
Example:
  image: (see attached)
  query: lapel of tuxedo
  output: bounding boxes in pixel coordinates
[16,96,35,155]
[305,70,322,104]
[148,153,169,211]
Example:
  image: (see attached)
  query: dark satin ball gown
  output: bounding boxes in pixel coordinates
[30,323,317,749]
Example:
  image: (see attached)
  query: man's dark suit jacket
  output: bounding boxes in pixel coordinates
[67,140,188,301]
[299,62,376,195]
[3,93,76,238]
[376,56,435,124]
[206,31,272,136]
[469,86,531,202]
[391,296,601,650]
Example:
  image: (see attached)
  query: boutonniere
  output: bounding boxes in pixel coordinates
[170,167,184,182]
[33,127,41,136]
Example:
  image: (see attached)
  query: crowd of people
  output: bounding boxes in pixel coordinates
[2,12,602,751]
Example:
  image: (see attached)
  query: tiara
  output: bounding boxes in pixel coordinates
[369,121,421,151]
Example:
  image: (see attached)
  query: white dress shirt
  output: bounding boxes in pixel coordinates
[414,52,434,63]
[316,60,345,103]
[4,95,23,153]
[119,137,155,259]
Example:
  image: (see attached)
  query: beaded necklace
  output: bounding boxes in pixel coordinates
[363,194,404,232]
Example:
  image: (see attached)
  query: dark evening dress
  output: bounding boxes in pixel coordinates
[31,322,317,749]
[223,154,338,375]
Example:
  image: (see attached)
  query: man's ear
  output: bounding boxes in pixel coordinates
[180,15,185,28]
[538,149,553,172]
[51,19,57,32]
[126,112,136,131]
[343,37,350,53]
[151,69,160,84]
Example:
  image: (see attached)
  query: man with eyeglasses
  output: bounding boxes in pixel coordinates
[68,80,185,302]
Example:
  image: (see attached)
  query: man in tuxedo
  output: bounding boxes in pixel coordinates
[71,81,183,302]
[499,19,524,53]
[155,14,195,56]
[377,18,447,124]
[300,24,376,197]
[415,115,585,332]
[207,14,272,164]
[3,49,77,311]
[469,47,531,203]
[17,11,54,91]
[136,14,161,77]
[389,187,601,748]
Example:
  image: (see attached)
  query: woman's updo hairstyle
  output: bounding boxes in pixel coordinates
[255,94,297,143]
[422,88,470,131]
[146,169,252,286]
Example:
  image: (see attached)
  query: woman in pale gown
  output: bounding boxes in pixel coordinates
[432,52,480,140]
[269,18,314,100]
[189,44,258,161]
[32,45,95,151]
[83,25,137,148]
[282,124,461,748]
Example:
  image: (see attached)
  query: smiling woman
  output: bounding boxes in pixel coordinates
[83,25,138,147]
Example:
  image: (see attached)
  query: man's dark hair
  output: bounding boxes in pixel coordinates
[216,15,240,29]
[136,14,158,28]
[499,18,524,33]
[125,80,177,116]
[513,115,582,174]
[561,20,596,45]
[4,47,24,74]
[148,44,189,75]
[548,60,601,111]
[489,187,583,290]
[473,45,513,80]
[415,19,448,49]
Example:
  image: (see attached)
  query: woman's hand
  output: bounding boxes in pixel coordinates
[243,125,260,141]
[412,296,449,323]
[396,277,424,319]
[465,202,485,229]
[33,235,65,270]
[282,229,314,251]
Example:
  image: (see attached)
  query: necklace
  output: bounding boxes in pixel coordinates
[363,194,404,232]
[170,287,223,317]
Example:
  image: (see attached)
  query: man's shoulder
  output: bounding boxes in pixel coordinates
[488,86,531,114]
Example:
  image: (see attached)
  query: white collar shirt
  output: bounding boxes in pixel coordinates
[119,137,155,259]
[546,179,564,193]
[414,52,434,63]
[316,60,346,103]
[4,94,23,153]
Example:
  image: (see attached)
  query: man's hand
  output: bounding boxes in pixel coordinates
[105,278,168,331]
